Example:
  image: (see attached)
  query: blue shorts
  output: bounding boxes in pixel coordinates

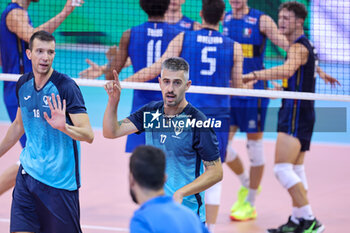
[277,102,315,152]
[11,166,82,233]
[230,97,269,133]
[5,104,26,148]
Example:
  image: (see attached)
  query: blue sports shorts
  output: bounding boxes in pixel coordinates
[10,165,82,233]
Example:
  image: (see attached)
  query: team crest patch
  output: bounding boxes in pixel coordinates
[243,28,252,38]
[248,120,256,129]
[42,95,52,108]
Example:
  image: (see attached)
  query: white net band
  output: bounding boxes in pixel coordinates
[1,73,349,102]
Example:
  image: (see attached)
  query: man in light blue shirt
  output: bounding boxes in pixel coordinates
[129,145,209,233]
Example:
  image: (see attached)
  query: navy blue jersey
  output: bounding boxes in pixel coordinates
[16,71,87,190]
[223,8,267,91]
[128,22,181,111]
[171,16,195,31]
[181,29,234,117]
[1,3,33,107]
[128,101,220,222]
[278,35,318,141]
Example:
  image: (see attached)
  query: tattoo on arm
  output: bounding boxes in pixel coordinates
[118,118,131,126]
[203,157,221,168]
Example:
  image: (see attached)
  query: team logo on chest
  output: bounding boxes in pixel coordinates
[42,95,52,108]
[243,28,252,38]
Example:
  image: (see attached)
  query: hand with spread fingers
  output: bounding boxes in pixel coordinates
[43,93,67,131]
[79,59,105,79]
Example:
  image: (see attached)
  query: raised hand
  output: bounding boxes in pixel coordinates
[43,94,67,131]
[320,72,340,87]
[79,59,105,79]
[64,0,84,14]
[104,70,121,105]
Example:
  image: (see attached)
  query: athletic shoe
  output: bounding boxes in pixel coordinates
[230,186,249,213]
[266,216,299,233]
[296,218,325,233]
[230,185,262,213]
[230,201,257,221]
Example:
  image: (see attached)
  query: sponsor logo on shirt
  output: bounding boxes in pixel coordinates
[179,21,191,29]
[224,14,232,22]
[245,16,258,25]
[24,95,31,100]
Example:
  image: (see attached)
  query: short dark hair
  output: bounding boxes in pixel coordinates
[130,146,166,190]
[140,0,170,18]
[202,0,225,25]
[29,30,56,50]
[278,1,308,20]
[161,57,190,80]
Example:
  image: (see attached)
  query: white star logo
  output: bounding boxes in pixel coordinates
[150,109,162,122]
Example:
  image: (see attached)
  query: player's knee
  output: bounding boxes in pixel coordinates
[205,181,222,205]
[294,164,308,190]
[225,142,238,163]
[247,139,264,167]
[273,163,301,189]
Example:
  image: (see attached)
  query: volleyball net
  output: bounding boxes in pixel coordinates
[0,0,349,100]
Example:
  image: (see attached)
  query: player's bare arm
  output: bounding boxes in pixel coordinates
[260,14,289,51]
[316,66,341,87]
[105,30,131,80]
[7,1,80,43]
[243,43,309,82]
[103,71,138,138]
[232,42,243,88]
[0,108,24,158]
[123,32,185,82]
[173,157,223,204]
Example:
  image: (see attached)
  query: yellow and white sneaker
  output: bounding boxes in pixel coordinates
[230,201,257,221]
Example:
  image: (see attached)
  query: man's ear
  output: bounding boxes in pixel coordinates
[185,80,192,90]
[26,49,32,60]
[129,173,135,186]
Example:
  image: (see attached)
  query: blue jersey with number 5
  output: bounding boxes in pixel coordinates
[180,29,234,117]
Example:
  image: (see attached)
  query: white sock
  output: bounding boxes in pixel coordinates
[206,223,215,233]
[291,207,300,224]
[294,165,308,190]
[246,188,257,206]
[238,172,250,188]
[299,205,314,220]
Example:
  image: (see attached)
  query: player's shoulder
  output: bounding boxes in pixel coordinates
[184,103,207,121]
[50,70,78,90]
[249,8,265,17]
[224,10,233,23]
[143,100,164,111]
[17,72,33,88]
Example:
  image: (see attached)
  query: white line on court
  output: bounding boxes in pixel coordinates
[0,218,128,232]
